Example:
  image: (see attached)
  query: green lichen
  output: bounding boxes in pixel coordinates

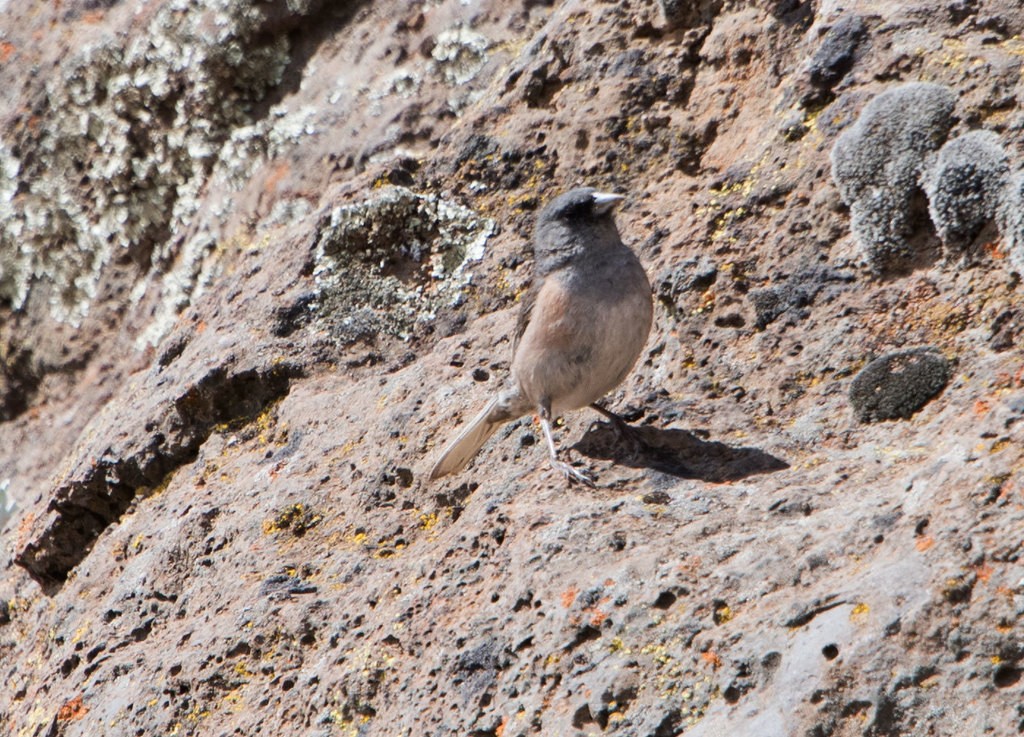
[312,186,494,344]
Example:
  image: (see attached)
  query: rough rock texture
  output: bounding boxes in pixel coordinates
[1,2,1024,737]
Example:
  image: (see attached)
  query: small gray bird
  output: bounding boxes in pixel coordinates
[430,187,653,485]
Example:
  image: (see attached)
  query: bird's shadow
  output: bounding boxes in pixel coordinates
[574,422,789,483]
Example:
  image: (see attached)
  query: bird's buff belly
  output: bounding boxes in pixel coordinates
[511,281,651,414]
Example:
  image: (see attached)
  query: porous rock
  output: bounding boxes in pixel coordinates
[0,3,1023,737]
[802,15,867,105]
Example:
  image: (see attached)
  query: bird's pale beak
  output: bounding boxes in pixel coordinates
[591,191,625,215]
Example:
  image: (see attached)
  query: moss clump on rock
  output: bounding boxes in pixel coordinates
[849,347,951,423]
[832,83,1024,275]
[923,130,1011,254]
[830,83,957,274]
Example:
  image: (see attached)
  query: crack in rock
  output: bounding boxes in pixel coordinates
[16,361,299,587]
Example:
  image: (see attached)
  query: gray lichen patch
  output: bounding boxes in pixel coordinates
[211,106,318,193]
[849,347,951,423]
[312,186,494,343]
[430,28,490,86]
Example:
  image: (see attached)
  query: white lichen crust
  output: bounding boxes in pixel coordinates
[0,0,312,328]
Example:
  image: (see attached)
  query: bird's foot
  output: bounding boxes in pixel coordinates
[551,459,596,487]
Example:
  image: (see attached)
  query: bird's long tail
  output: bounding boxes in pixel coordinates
[429,397,519,480]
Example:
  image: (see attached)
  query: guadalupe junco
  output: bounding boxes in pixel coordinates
[430,187,653,485]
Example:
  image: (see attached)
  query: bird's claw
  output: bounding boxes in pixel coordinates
[552,459,596,487]
[613,423,646,458]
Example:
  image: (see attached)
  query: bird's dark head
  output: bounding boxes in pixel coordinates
[532,188,627,274]
[537,187,624,228]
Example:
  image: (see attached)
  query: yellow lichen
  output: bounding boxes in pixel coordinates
[713,604,734,624]
[262,504,321,535]
[850,602,870,621]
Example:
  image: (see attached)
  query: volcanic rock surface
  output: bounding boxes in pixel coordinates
[1,1,1022,736]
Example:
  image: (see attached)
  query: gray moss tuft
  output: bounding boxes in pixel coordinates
[830,83,957,273]
[923,130,1011,253]
[849,347,951,423]
[831,82,1024,275]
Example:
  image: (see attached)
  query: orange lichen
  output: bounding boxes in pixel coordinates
[16,511,36,549]
[982,239,1006,260]
[973,563,993,584]
[263,161,291,196]
[57,695,89,721]
[701,650,722,668]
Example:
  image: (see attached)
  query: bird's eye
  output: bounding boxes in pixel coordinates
[558,200,591,220]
